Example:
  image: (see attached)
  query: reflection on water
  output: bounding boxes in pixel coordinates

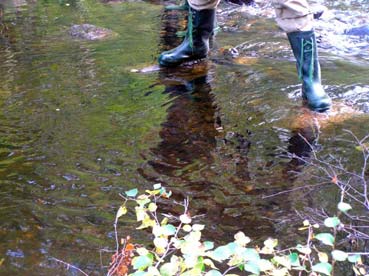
[0,0,368,274]
[149,70,218,178]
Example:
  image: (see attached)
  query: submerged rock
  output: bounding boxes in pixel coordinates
[285,102,365,132]
[345,25,369,36]
[69,24,117,40]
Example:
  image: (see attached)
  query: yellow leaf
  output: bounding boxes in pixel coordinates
[156,246,166,255]
[161,217,168,226]
[137,215,155,229]
[145,189,161,195]
[203,258,217,269]
[136,247,149,256]
[116,205,127,218]
[298,226,309,231]
[318,252,329,263]
[148,203,157,212]
[135,207,146,221]
[183,224,192,232]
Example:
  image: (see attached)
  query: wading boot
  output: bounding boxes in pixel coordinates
[287,30,332,112]
[159,7,216,67]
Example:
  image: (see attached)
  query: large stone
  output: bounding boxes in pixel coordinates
[69,24,117,40]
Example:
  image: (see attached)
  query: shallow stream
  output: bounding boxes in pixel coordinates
[0,0,368,274]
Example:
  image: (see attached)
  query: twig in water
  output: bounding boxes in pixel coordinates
[51,257,89,276]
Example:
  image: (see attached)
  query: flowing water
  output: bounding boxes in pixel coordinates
[0,0,368,274]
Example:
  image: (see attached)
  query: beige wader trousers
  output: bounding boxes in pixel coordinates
[188,0,314,33]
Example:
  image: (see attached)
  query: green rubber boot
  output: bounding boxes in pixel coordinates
[159,7,216,67]
[287,30,332,112]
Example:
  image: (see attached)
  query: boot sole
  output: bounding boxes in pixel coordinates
[159,56,207,67]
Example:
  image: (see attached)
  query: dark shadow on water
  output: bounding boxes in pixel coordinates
[149,68,218,178]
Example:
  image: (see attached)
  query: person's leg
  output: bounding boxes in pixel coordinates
[158,0,219,67]
[272,0,331,112]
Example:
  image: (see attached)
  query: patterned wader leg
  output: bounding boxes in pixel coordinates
[187,0,314,33]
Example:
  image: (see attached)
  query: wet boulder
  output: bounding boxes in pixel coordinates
[69,24,117,40]
[344,25,369,36]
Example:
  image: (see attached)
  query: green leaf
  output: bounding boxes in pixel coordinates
[244,262,260,275]
[205,270,222,276]
[289,253,300,267]
[315,233,335,246]
[125,188,138,197]
[348,254,361,263]
[211,245,232,261]
[195,258,205,272]
[204,241,214,250]
[312,262,332,276]
[132,255,153,270]
[162,224,176,236]
[226,242,238,254]
[338,202,352,213]
[332,250,348,261]
[296,244,311,255]
[324,217,341,228]
[130,271,147,276]
[160,187,172,197]
[240,248,260,262]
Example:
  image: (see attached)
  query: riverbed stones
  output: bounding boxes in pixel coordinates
[69,24,117,40]
[217,2,369,60]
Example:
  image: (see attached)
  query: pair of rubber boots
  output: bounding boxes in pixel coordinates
[158,7,331,112]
